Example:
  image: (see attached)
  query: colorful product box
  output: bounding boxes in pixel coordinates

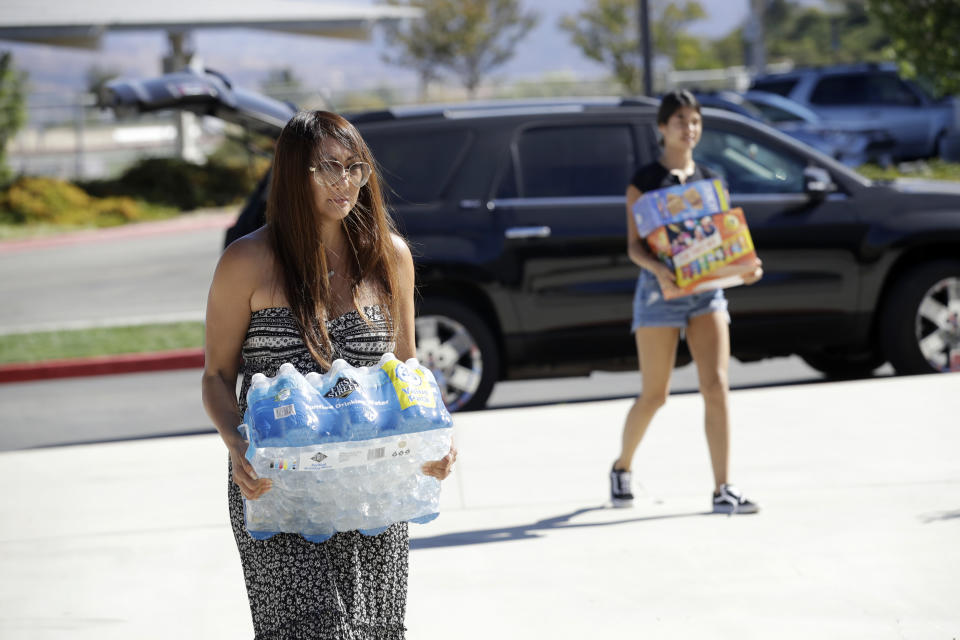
[633,178,758,300]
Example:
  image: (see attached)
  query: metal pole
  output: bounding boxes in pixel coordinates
[74,93,85,180]
[748,0,766,75]
[639,0,653,96]
[165,30,203,163]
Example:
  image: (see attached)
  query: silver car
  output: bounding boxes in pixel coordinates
[751,63,956,160]
[743,90,895,167]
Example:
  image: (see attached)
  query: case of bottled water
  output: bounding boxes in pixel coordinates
[239,353,454,542]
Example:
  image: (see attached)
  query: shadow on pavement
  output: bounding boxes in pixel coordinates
[12,427,217,451]
[410,505,711,550]
[484,378,825,411]
[919,508,960,523]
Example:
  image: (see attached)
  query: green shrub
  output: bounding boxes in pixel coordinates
[0,176,176,227]
[0,321,204,364]
[78,155,270,210]
[857,160,960,182]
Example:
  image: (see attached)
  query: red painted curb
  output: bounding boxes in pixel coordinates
[0,348,205,384]
[0,212,235,254]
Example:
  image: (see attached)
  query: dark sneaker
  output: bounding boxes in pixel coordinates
[712,484,759,514]
[610,465,634,508]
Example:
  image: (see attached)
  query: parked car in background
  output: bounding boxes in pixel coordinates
[743,90,894,166]
[690,90,766,120]
[101,70,960,411]
[750,63,956,160]
[692,90,889,166]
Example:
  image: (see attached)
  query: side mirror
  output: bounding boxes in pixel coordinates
[804,166,836,196]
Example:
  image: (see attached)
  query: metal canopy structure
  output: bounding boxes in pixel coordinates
[0,1,421,49]
[0,0,422,164]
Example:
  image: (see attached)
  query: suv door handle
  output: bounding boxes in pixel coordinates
[505,226,551,239]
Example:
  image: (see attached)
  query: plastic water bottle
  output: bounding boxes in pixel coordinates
[245,363,319,447]
[239,354,453,542]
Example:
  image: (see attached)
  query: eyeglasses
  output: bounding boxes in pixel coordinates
[309,159,371,188]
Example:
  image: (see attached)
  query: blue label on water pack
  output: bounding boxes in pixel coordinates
[242,355,452,455]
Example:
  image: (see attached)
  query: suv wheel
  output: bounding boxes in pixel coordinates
[880,260,960,375]
[800,351,884,380]
[415,299,499,412]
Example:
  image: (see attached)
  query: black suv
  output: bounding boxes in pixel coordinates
[102,70,960,410]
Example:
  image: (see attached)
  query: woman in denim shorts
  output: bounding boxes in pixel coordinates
[609,90,764,514]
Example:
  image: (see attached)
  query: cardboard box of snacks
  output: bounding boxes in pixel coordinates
[632,178,758,300]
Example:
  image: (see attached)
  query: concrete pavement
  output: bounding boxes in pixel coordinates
[0,210,221,385]
[0,356,844,451]
[1,373,957,639]
[0,210,231,336]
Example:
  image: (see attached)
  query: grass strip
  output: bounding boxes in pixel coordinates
[857,159,960,182]
[0,322,205,365]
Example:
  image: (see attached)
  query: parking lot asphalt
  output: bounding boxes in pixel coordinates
[0,212,226,384]
[1,373,957,639]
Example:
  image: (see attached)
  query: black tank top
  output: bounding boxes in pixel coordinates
[630,161,718,194]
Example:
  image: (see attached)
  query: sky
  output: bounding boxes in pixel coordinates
[1,0,826,96]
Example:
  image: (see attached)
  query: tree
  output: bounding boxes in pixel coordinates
[381,1,454,101]
[381,0,538,99]
[559,0,712,95]
[260,67,312,107]
[763,0,889,67]
[710,27,745,69]
[652,2,713,70]
[0,52,27,186]
[867,0,960,97]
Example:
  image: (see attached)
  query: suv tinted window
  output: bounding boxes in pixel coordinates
[751,78,799,97]
[810,73,921,107]
[364,129,472,203]
[514,125,633,197]
[696,128,806,194]
[866,74,921,106]
[810,74,866,105]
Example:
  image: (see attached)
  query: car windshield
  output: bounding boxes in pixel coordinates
[696,93,769,123]
[750,77,799,97]
[745,93,820,125]
[696,127,807,193]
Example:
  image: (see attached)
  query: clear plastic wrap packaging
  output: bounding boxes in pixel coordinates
[239,353,453,542]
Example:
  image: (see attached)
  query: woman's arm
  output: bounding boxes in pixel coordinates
[626,184,681,296]
[392,234,457,480]
[201,237,272,500]
[695,167,765,286]
[391,234,417,362]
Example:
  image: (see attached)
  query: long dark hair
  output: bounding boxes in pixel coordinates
[265,110,401,369]
[657,89,701,126]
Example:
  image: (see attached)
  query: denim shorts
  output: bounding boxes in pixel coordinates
[631,270,729,331]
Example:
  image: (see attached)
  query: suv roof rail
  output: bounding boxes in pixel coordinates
[756,61,898,78]
[346,109,398,124]
[203,67,233,89]
[619,96,660,107]
[345,96,659,123]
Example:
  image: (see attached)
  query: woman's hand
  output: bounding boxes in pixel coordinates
[742,257,764,285]
[229,442,272,500]
[422,441,458,480]
[654,264,682,298]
